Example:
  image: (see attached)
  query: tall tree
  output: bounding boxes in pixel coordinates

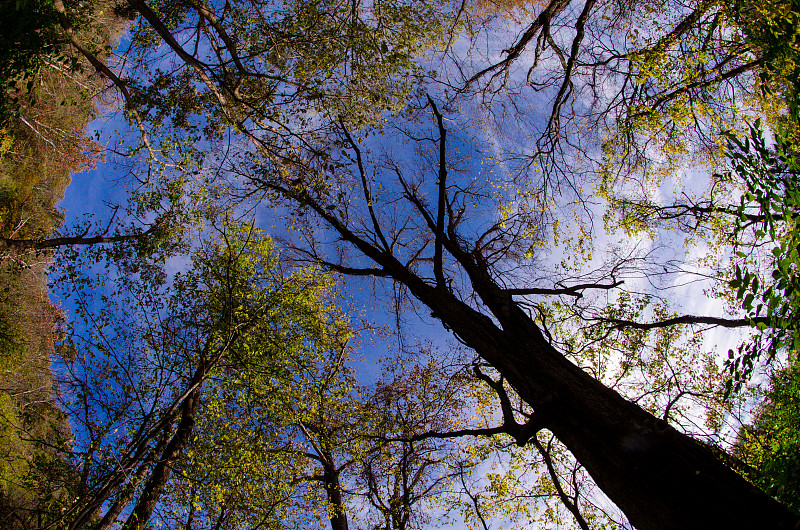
[54,222,354,530]
[51,0,800,527]
[238,102,797,529]
[159,338,479,530]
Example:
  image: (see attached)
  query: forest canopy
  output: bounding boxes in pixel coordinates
[1,0,800,529]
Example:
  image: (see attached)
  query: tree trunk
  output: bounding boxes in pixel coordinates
[123,388,201,530]
[95,431,173,530]
[406,272,800,530]
[322,459,349,530]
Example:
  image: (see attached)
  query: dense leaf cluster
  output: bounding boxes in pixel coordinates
[726,121,800,390]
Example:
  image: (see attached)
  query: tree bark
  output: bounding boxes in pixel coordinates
[321,459,349,530]
[407,273,800,530]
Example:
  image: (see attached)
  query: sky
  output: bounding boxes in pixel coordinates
[44,1,779,527]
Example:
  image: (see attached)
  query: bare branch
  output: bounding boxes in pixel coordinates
[508,280,623,298]
[427,95,448,289]
[606,315,769,330]
[465,0,573,88]
[533,436,591,530]
[340,119,390,252]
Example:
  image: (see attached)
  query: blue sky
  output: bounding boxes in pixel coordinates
[42,2,783,527]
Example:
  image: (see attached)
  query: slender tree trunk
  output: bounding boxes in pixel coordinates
[123,388,201,530]
[94,431,173,530]
[0,234,141,251]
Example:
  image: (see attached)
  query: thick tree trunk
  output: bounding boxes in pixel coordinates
[408,275,800,530]
[321,460,349,530]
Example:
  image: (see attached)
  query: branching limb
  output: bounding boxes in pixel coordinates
[606,314,769,330]
[532,436,590,530]
[508,280,623,298]
[408,425,510,442]
[458,463,491,530]
[635,0,717,57]
[543,0,598,141]
[0,225,158,252]
[465,0,573,88]
[473,367,543,446]
[340,119,390,252]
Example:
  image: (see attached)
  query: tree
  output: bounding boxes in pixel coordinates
[49,0,800,527]
[239,101,796,529]
[354,354,476,530]
[51,222,355,530]
[734,361,800,516]
[158,283,360,530]
[158,337,479,530]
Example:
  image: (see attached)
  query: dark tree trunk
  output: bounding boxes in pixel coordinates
[322,460,349,530]
[123,388,201,530]
[94,431,173,530]
[0,234,141,251]
[406,273,800,530]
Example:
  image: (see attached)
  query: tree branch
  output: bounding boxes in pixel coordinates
[340,119,390,252]
[533,436,591,530]
[473,366,543,446]
[428,95,448,289]
[607,314,769,330]
[465,0,573,88]
[0,228,156,252]
[508,280,623,298]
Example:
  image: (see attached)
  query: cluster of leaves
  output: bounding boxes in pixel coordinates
[734,0,800,112]
[161,234,358,530]
[0,63,104,245]
[0,0,72,127]
[0,2,121,525]
[734,363,800,515]
[123,0,452,141]
[726,120,800,390]
[468,0,549,21]
[0,257,76,528]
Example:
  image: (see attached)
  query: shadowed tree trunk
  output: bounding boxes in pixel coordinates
[123,387,201,530]
[260,109,800,529]
[412,275,797,530]
[321,459,349,530]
